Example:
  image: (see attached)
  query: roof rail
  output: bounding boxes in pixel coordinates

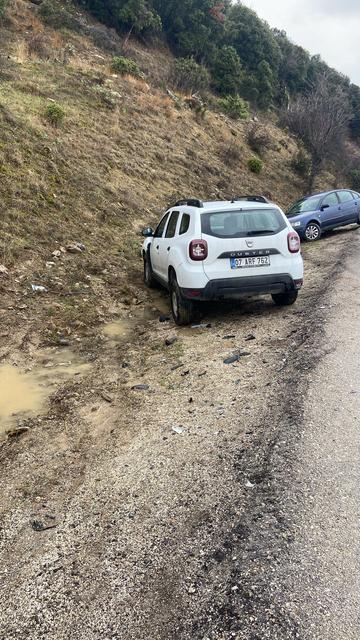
[172,198,204,208]
[232,195,269,204]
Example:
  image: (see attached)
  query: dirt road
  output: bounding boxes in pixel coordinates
[0,227,359,639]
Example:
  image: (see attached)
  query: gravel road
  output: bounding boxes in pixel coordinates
[284,239,360,639]
[0,228,359,640]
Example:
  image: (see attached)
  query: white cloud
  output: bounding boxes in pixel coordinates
[242,0,360,84]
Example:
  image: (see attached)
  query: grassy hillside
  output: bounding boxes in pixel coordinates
[0,0,340,341]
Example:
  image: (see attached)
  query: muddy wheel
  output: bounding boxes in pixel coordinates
[304,222,321,242]
[169,275,196,326]
[143,253,157,288]
[272,290,298,306]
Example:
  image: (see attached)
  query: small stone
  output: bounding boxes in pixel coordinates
[131,384,149,391]
[0,264,9,276]
[100,392,113,403]
[165,336,178,346]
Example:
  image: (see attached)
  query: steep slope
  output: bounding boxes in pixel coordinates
[0,0,339,340]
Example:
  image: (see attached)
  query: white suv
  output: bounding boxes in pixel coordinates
[142,197,303,325]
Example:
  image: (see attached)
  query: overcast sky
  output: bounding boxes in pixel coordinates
[242,0,360,85]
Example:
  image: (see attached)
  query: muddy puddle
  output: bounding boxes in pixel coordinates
[103,294,170,343]
[0,348,90,436]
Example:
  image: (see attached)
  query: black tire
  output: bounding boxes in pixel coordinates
[169,275,196,326]
[272,289,298,306]
[304,222,321,242]
[143,252,157,288]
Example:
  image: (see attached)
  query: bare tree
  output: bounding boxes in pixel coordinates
[283,74,351,191]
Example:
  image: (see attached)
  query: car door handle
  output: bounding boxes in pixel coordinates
[156,245,159,250]
[167,247,170,252]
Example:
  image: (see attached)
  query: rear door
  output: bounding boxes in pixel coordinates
[150,212,170,277]
[200,207,291,281]
[158,210,180,280]
[319,192,340,229]
[336,190,358,223]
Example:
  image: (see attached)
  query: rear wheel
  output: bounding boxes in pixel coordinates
[143,253,157,288]
[169,275,196,326]
[304,222,321,242]
[272,290,298,306]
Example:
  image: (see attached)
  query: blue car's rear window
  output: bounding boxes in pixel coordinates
[287,195,321,217]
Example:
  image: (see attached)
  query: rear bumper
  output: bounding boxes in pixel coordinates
[181,274,302,301]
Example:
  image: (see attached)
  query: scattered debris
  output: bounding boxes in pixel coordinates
[7,426,29,438]
[245,480,255,488]
[181,369,190,377]
[223,335,236,340]
[172,425,184,435]
[198,371,207,377]
[165,336,178,346]
[31,518,57,532]
[58,337,70,347]
[223,352,251,365]
[191,323,212,329]
[45,261,56,269]
[66,242,86,254]
[52,249,62,258]
[0,264,9,276]
[171,363,183,371]
[245,334,256,341]
[159,314,170,323]
[100,392,113,403]
[31,284,47,293]
[187,584,197,594]
[131,384,149,391]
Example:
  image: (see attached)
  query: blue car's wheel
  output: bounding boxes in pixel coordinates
[304,222,321,242]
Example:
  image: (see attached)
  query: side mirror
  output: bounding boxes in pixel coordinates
[141,227,154,237]
[321,204,329,211]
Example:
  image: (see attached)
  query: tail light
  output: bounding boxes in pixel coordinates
[287,231,300,253]
[189,239,208,261]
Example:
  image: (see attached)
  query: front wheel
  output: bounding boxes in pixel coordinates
[272,290,298,306]
[304,222,321,242]
[169,275,196,326]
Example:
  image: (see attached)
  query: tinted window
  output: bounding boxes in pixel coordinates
[179,213,190,235]
[322,193,338,207]
[337,191,354,203]
[165,211,180,238]
[287,195,321,217]
[201,208,286,238]
[154,213,170,238]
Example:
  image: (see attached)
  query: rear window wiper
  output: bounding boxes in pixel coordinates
[247,229,276,236]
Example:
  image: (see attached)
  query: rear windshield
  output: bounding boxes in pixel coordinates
[201,208,286,238]
[287,195,321,217]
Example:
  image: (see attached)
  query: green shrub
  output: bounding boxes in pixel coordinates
[291,149,311,177]
[350,169,360,191]
[170,58,210,94]
[111,56,144,78]
[44,102,65,126]
[248,156,263,174]
[0,0,8,20]
[218,95,250,120]
[39,0,80,30]
[94,86,121,109]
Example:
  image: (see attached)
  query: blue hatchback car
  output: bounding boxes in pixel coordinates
[286,189,360,241]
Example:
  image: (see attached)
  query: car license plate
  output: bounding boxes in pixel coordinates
[230,256,271,269]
